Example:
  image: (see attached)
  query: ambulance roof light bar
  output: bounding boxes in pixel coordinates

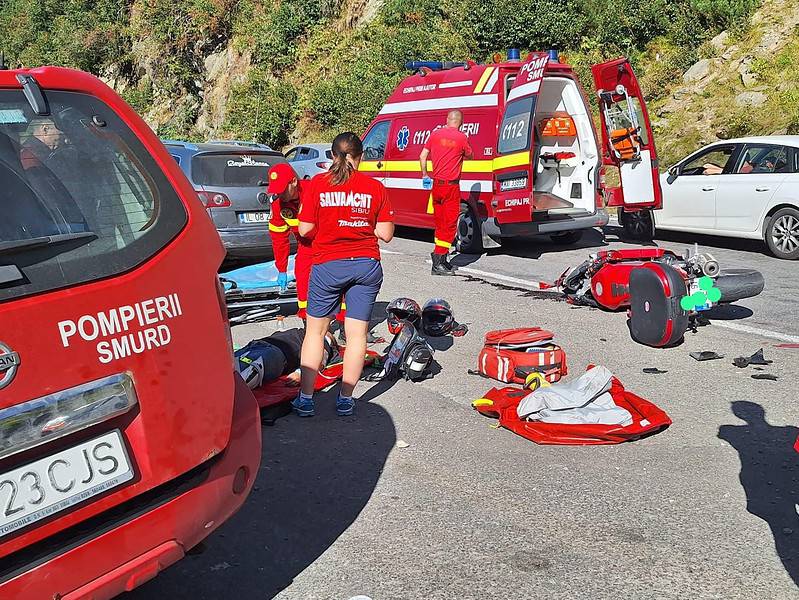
[507,48,521,62]
[405,60,467,72]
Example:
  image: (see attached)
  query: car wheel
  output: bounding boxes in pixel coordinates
[456,203,483,254]
[550,230,583,245]
[765,207,799,260]
[619,208,655,241]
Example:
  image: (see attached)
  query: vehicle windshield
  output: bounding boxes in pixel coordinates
[498,96,535,155]
[0,89,187,302]
[192,153,282,187]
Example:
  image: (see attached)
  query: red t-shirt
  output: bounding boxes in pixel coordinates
[424,127,473,181]
[298,170,394,264]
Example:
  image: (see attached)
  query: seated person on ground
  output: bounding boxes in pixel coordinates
[237,328,339,389]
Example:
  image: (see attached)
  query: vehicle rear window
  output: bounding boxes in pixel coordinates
[0,89,188,303]
[191,153,282,187]
[498,96,535,155]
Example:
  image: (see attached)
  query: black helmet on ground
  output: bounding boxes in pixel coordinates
[386,297,422,335]
[421,298,455,337]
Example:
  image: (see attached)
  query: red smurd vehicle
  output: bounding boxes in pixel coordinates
[0,67,261,598]
[360,49,663,252]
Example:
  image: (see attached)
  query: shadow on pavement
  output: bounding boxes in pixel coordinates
[718,401,799,588]
[127,398,396,600]
[705,304,755,321]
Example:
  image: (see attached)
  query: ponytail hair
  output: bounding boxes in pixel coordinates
[327,132,363,185]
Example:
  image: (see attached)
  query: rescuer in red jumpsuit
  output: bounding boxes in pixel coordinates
[419,109,473,276]
[267,163,345,322]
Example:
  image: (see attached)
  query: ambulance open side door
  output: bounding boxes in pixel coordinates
[492,52,550,225]
[591,58,662,213]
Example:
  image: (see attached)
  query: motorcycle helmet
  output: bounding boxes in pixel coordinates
[402,342,434,381]
[386,297,422,335]
[421,298,455,337]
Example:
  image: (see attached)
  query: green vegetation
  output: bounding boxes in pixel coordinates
[0,0,775,149]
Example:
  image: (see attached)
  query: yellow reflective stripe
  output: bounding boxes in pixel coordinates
[426,193,434,214]
[492,151,531,170]
[269,223,288,233]
[284,218,299,227]
[434,238,452,249]
[472,398,494,407]
[359,161,381,171]
[461,160,494,173]
[340,302,347,310]
[297,300,308,308]
[473,67,495,94]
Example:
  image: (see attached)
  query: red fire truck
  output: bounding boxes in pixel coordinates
[0,67,261,598]
[360,49,662,252]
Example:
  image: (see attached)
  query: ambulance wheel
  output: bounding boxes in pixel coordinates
[457,203,483,254]
[550,230,583,245]
[620,208,655,241]
[765,207,799,260]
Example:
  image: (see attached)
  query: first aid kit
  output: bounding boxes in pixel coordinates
[476,327,567,384]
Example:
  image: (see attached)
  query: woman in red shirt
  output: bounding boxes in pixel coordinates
[295,132,395,417]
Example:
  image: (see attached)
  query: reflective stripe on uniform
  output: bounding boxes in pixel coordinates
[435,238,452,249]
[297,300,308,308]
[284,218,299,227]
[269,223,288,233]
[340,302,347,310]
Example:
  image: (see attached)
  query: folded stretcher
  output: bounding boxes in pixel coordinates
[220,257,299,325]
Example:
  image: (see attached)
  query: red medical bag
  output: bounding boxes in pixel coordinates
[628,263,690,347]
[477,327,567,384]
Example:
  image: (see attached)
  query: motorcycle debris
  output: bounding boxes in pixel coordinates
[643,368,668,374]
[690,351,725,361]
[751,373,778,381]
[733,348,773,368]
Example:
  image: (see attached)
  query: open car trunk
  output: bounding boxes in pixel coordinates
[532,76,600,216]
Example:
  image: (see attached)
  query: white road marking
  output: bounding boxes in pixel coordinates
[711,321,799,344]
[422,261,556,291]
[380,249,405,255]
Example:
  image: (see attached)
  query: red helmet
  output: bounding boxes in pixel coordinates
[386,297,421,335]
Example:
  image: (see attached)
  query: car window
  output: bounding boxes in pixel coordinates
[284,148,298,162]
[170,154,181,165]
[363,122,390,160]
[736,145,790,174]
[325,150,332,159]
[498,95,535,155]
[0,90,188,303]
[680,145,736,176]
[307,149,319,160]
[191,152,281,187]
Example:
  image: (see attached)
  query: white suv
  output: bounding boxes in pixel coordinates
[657,136,799,259]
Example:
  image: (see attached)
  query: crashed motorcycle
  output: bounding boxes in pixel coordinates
[556,246,765,347]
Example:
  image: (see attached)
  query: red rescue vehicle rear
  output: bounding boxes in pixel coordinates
[360,50,662,251]
[0,67,261,598]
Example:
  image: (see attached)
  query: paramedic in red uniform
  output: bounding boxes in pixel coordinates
[295,132,394,417]
[266,162,313,319]
[419,109,473,276]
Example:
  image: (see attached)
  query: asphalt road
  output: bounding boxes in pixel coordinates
[129,226,799,600]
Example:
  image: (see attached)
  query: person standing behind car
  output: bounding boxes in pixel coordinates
[294,132,394,417]
[419,109,473,276]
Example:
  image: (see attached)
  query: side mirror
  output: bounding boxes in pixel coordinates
[666,166,679,184]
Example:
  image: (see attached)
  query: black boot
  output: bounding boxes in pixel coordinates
[431,252,454,276]
[441,253,458,272]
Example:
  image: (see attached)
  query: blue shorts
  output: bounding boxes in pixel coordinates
[308,258,383,322]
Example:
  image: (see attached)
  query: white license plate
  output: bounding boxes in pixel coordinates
[0,431,133,538]
[239,212,269,224]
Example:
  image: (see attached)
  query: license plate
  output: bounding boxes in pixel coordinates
[0,431,133,538]
[239,212,269,224]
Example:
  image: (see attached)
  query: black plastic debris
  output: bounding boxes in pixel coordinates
[690,351,725,361]
[643,368,668,374]
[751,373,778,381]
[733,348,773,368]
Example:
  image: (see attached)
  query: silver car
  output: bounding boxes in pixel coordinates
[285,143,332,179]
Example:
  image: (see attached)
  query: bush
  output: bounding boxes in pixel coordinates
[690,0,761,28]
[224,71,297,148]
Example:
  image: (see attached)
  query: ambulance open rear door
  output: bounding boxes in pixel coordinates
[591,59,663,225]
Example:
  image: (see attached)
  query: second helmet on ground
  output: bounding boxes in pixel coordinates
[386,297,422,335]
[421,298,455,337]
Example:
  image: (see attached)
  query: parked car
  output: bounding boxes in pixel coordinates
[285,143,333,179]
[207,139,273,151]
[657,136,799,260]
[0,66,261,598]
[164,139,292,260]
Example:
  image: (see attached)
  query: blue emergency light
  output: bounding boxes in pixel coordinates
[548,49,559,62]
[507,48,521,62]
[405,60,467,71]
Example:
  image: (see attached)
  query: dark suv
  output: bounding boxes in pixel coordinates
[164,140,290,260]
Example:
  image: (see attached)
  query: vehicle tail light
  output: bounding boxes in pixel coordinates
[196,191,231,208]
[316,161,332,170]
[599,166,607,189]
[216,276,236,371]
[0,374,138,461]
